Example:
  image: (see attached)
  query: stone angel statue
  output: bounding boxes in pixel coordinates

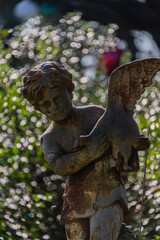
[75,58,160,172]
[21,58,160,240]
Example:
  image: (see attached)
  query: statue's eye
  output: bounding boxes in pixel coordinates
[53,96,60,102]
[41,101,51,108]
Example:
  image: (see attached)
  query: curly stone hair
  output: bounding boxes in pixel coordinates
[21,62,74,110]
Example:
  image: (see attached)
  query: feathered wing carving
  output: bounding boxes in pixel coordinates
[108,58,160,116]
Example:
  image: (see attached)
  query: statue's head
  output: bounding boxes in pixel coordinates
[21,62,74,121]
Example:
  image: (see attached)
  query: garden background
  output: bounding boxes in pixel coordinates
[0,1,160,239]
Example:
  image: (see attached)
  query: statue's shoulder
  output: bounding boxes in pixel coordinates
[77,105,105,121]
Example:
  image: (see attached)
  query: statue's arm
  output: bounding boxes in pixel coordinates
[45,148,93,176]
[41,133,109,176]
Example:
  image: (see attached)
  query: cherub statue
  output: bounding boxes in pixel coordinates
[21,58,160,240]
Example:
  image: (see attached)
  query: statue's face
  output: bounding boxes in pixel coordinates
[38,87,72,121]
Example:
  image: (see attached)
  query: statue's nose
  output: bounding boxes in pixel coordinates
[52,101,58,110]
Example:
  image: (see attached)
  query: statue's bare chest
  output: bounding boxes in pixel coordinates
[56,127,80,153]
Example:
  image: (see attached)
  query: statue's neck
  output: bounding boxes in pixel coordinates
[54,105,78,127]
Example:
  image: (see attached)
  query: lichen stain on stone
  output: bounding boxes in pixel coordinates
[92,226,101,240]
[66,221,87,240]
[84,191,96,203]
[94,159,107,174]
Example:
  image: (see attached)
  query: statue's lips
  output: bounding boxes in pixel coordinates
[48,110,61,116]
[44,110,51,115]
[44,110,61,115]
[53,110,61,115]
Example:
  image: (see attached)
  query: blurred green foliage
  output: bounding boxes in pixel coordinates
[0,13,159,239]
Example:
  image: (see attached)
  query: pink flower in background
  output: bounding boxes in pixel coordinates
[101,47,124,75]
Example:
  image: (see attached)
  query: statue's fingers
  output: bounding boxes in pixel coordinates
[132,135,150,150]
[74,137,81,149]
[100,132,109,143]
[74,135,90,149]
[98,134,109,149]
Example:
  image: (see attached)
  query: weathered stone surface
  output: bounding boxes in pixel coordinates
[21,58,160,239]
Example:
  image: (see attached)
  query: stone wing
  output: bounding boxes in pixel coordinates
[108,58,160,116]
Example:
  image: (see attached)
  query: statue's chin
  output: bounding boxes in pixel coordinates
[50,113,68,122]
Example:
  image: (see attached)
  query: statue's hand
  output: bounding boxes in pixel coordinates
[74,133,109,159]
[88,133,110,158]
[132,135,150,151]
[74,134,91,149]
